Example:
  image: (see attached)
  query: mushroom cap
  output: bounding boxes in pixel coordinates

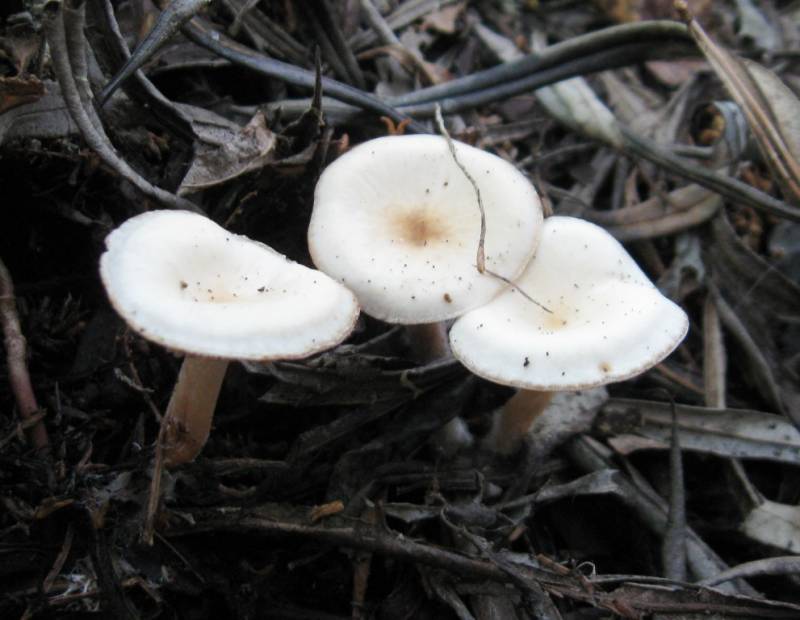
[308,135,543,324]
[100,211,359,361]
[449,216,688,390]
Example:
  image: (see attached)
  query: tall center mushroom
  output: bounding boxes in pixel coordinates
[308,134,543,359]
[100,210,359,466]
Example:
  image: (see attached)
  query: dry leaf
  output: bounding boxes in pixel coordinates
[642,0,712,20]
[357,45,450,85]
[420,3,465,34]
[309,500,344,523]
[178,111,276,195]
[607,434,669,453]
[600,398,800,465]
[691,101,749,166]
[1,15,41,74]
[593,0,641,22]
[0,76,44,115]
[742,500,800,552]
[536,77,623,148]
[645,58,707,88]
[744,59,800,167]
[585,184,721,241]
[733,0,780,52]
[606,580,800,617]
[706,213,800,422]
[595,0,712,21]
[682,7,800,204]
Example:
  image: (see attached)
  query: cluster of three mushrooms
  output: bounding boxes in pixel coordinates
[101,135,688,463]
[308,135,688,454]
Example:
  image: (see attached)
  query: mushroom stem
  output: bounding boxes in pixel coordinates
[407,322,475,455]
[162,356,229,466]
[485,390,554,455]
[406,322,450,363]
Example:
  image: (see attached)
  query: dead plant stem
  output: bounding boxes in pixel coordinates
[0,257,50,454]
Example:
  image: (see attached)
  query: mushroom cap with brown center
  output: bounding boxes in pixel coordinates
[449,216,689,390]
[100,210,359,360]
[308,135,543,324]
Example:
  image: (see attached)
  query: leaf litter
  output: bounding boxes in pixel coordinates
[1,1,800,617]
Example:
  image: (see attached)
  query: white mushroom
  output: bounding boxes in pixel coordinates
[308,134,543,326]
[100,210,359,465]
[449,216,689,454]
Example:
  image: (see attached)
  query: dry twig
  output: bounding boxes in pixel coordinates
[42,1,200,212]
[434,105,551,314]
[0,257,49,454]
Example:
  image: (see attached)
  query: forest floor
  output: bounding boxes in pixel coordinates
[2,1,800,618]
